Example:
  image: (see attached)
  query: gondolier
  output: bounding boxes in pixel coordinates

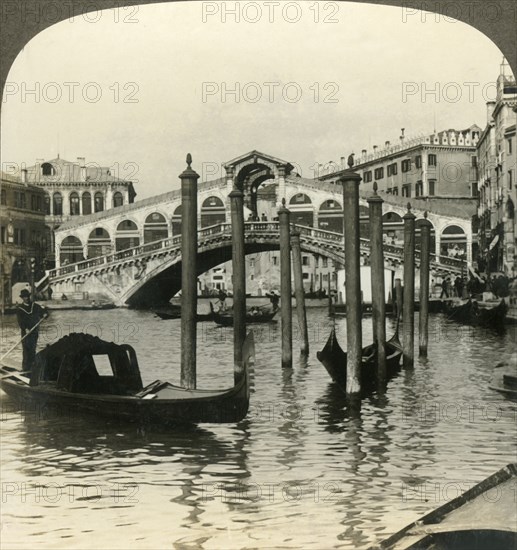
[16,289,49,371]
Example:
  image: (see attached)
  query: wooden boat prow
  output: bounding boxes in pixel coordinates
[372,462,517,549]
[0,332,254,425]
[316,328,402,392]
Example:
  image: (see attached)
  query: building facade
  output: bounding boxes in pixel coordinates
[320,126,481,200]
[476,60,517,274]
[22,156,136,264]
[0,172,47,307]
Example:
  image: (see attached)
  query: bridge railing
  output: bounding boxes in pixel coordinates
[48,221,465,279]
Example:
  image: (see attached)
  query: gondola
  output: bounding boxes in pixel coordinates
[489,362,517,400]
[209,302,278,326]
[152,306,213,322]
[0,331,254,425]
[374,462,517,549]
[316,329,402,392]
[444,299,507,328]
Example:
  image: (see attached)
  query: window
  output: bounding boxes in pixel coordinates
[428,180,436,195]
[402,184,411,197]
[302,256,309,266]
[302,273,309,280]
[53,192,62,215]
[387,163,398,176]
[471,156,477,167]
[428,154,437,166]
[94,192,104,213]
[113,192,123,207]
[273,256,278,266]
[82,192,92,215]
[322,257,327,268]
[415,182,423,197]
[70,192,80,215]
[509,170,513,190]
[471,182,479,197]
[1,226,5,244]
[363,171,372,183]
[41,162,56,176]
[392,187,399,195]
[1,189,6,205]
[44,193,50,214]
[415,155,422,169]
[402,159,412,172]
[374,167,384,179]
[508,139,513,155]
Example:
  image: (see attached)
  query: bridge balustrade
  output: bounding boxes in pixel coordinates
[49,221,464,281]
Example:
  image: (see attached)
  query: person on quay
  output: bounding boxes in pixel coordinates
[16,289,49,372]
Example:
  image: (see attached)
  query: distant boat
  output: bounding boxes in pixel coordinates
[490,362,517,400]
[316,328,402,392]
[210,302,278,326]
[153,305,213,321]
[0,332,254,425]
[376,462,517,549]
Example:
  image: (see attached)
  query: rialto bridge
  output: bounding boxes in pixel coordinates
[45,151,473,307]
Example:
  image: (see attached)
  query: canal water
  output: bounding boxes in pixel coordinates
[0,304,515,549]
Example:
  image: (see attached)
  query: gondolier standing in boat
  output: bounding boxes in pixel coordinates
[16,289,49,371]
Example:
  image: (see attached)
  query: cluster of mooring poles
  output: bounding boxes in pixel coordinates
[331,156,432,396]
[179,154,248,389]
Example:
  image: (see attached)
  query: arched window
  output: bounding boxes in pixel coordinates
[94,192,104,213]
[59,235,85,265]
[87,228,111,258]
[318,199,343,233]
[69,192,80,216]
[82,192,92,215]
[53,192,62,216]
[201,196,225,228]
[44,193,51,214]
[289,193,313,227]
[115,220,140,251]
[144,213,168,243]
[41,162,56,176]
[172,205,182,235]
[113,192,123,207]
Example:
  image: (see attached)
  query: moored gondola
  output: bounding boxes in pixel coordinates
[489,362,517,400]
[316,329,402,392]
[0,331,254,425]
[444,299,507,328]
[210,302,278,326]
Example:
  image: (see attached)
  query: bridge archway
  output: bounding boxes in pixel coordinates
[441,224,467,259]
[318,199,343,233]
[172,205,182,235]
[201,196,226,227]
[382,211,403,245]
[88,228,112,258]
[82,192,92,215]
[144,212,168,243]
[60,235,85,265]
[116,220,140,251]
[289,193,313,227]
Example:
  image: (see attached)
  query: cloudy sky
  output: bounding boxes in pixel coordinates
[0,1,506,199]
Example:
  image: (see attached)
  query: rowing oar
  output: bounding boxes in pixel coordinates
[0,317,46,372]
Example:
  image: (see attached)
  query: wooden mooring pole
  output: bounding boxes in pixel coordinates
[230,187,246,383]
[402,203,416,368]
[291,230,309,355]
[394,278,403,323]
[180,154,199,389]
[278,199,292,368]
[419,212,432,357]
[367,182,386,383]
[340,157,362,395]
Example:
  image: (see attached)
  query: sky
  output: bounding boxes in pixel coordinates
[0,1,507,199]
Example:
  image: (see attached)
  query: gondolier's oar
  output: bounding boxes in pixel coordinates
[0,317,46,363]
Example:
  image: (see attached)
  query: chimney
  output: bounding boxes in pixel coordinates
[77,157,86,181]
[21,169,28,183]
[486,101,496,123]
[373,145,378,155]
[400,128,405,142]
[362,149,367,158]
[385,140,390,148]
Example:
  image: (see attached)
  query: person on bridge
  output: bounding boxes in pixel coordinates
[440,278,450,299]
[16,289,49,372]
